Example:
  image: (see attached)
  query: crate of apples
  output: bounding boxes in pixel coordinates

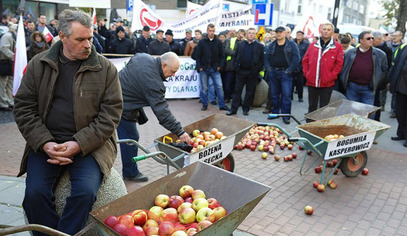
[103,185,227,236]
[187,128,227,153]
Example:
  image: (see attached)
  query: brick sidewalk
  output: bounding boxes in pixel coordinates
[1,99,407,235]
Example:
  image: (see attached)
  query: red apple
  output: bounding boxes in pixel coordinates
[304,205,314,215]
[292,153,297,158]
[178,207,196,224]
[197,220,212,232]
[334,169,339,175]
[215,131,223,139]
[191,190,206,200]
[148,206,164,222]
[184,197,193,204]
[177,202,193,213]
[155,194,170,208]
[287,155,293,161]
[362,168,369,175]
[284,156,289,162]
[159,221,175,236]
[113,223,127,235]
[327,179,333,186]
[287,144,293,150]
[104,215,119,228]
[169,195,185,209]
[250,145,256,151]
[173,222,187,232]
[213,206,227,221]
[263,146,269,152]
[314,166,321,173]
[274,155,280,161]
[118,214,134,229]
[210,128,219,135]
[145,226,159,236]
[329,182,337,189]
[269,147,275,154]
[308,150,312,155]
[207,198,220,209]
[192,130,200,137]
[186,227,198,236]
[317,184,325,192]
[186,222,199,231]
[143,219,159,232]
[126,225,145,236]
[312,181,319,188]
[299,145,304,150]
[160,208,178,223]
[332,159,338,165]
[327,161,333,167]
[131,210,148,226]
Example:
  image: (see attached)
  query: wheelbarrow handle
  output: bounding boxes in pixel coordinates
[287,138,299,142]
[132,155,147,162]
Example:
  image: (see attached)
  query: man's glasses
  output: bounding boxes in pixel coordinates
[365,37,374,40]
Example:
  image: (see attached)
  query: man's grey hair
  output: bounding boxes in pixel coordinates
[161,52,179,66]
[58,9,92,37]
[372,31,383,39]
[393,31,404,37]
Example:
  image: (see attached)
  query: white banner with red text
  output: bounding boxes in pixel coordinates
[110,56,200,99]
[131,0,255,39]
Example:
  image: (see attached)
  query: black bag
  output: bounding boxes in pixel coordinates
[137,107,148,125]
[0,60,12,76]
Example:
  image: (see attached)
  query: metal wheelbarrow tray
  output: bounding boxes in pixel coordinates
[154,114,254,171]
[90,162,271,236]
[305,99,380,122]
[290,114,390,184]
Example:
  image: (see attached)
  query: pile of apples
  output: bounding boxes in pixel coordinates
[103,185,227,236]
[186,128,226,153]
[324,134,345,141]
[314,159,339,175]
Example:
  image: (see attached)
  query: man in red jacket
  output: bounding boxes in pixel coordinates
[302,23,344,113]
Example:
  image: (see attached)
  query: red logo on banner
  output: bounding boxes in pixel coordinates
[140,8,162,31]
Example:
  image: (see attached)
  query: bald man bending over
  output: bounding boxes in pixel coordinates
[117,52,191,182]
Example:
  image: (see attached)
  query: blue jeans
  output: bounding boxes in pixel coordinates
[23,150,102,236]
[117,117,141,178]
[346,82,375,105]
[268,70,293,120]
[199,68,225,107]
[199,74,216,102]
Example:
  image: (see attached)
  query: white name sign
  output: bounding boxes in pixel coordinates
[324,131,376,160]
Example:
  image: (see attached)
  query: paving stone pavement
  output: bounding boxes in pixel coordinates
[0,89,406,235]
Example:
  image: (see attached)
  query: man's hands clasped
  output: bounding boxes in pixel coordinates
[43,141,81,165]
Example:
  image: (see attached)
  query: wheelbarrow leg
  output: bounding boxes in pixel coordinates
[320,161,328,186]
[323,159,342,186]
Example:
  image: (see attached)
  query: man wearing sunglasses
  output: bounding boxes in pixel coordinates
[340,31,388,110]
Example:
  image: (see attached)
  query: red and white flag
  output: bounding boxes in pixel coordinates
[43,26,54,43]
[13,15,28,96]
[92,7,97,25]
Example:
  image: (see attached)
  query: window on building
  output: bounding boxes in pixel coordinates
[346,0,352,8]
[353,1,358,10]
[319,5,323,13]
[360,4,365,14]
[345,15,350,23]
[177,0,187,8]
[297,0,302,14]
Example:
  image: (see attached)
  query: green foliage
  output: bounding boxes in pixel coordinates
[382,0,399,26]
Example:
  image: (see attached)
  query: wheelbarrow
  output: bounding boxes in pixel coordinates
[90,161,271,236]
[121,114,254,173]
[285,114,390,185]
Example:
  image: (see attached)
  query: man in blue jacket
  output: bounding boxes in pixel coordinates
[264,26,300,124]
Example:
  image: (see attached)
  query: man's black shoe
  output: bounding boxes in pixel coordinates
[391,136,404,141]
[123,173,148,182]
[211,101,217,105]
[299,99,303,102]
[226,111,236,116]
[283,119,290,124]
[404,141,407,147]
[219,105,229,111]
[0,107,12,111]
[201,105,208,111]
[243,111,249,116]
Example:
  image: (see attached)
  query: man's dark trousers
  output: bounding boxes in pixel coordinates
[230,70,257,113]
[292,70,304,100]
[307,86,333,113]
[395,92,407,140]
[23,150,102,236]
[117,117,141,178]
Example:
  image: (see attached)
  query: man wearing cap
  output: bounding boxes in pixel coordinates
[264,26,300,124]
[107,26,135,55]
[148,29,170,56]
[180,29,192,55]
[303,22,344,114]
[292,30,309,102]
[165,29,182,55]
[136,26,153,53]
[0,22,17,111]
[334,28,340,42]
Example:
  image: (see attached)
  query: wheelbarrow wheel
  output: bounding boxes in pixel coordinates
[214,154,235,172]
[340,151,368,177]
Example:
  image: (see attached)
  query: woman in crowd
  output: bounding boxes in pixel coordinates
[27,31,49,61]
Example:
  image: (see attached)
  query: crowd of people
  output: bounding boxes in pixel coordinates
[0,8,406,235]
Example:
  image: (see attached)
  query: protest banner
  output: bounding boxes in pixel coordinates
[109,56,200,99]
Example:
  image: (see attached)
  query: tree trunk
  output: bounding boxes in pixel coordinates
[396,0,407,35]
